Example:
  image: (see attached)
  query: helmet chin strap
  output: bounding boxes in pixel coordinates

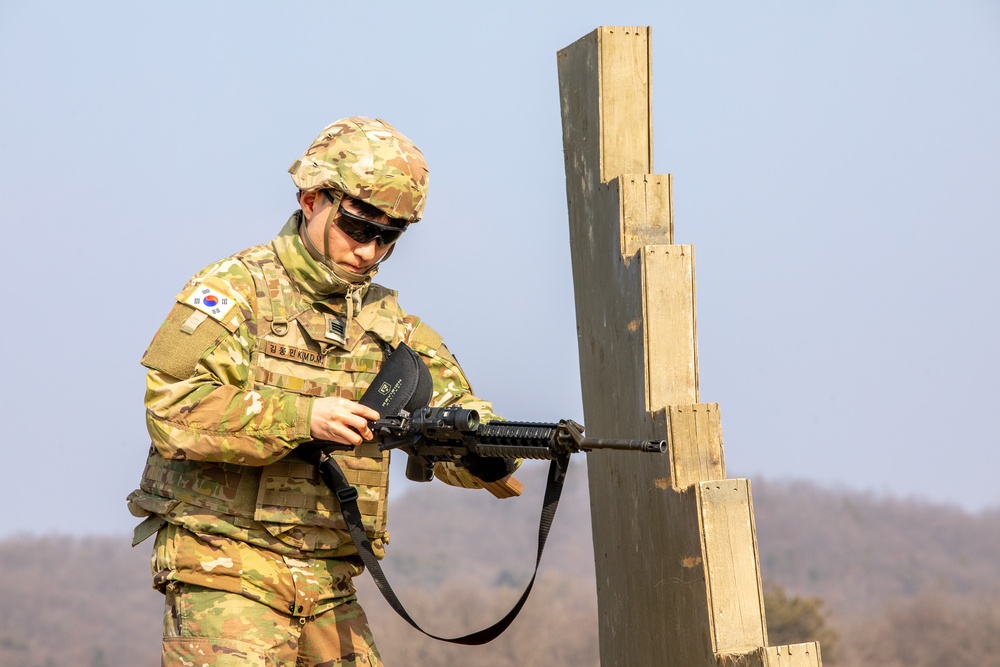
[298,190,352,273]
[300,188,396,276]
[321,189,345,264]
[376,243,395,265]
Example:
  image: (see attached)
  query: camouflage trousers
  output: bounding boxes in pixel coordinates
[162,583,383,667]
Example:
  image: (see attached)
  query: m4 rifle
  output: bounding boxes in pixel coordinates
[372,406,667,498]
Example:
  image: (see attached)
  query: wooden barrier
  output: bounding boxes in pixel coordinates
[557,26,822,666]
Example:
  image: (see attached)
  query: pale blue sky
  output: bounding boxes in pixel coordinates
[1,1,997,536]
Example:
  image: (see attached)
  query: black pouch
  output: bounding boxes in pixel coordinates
[359,342,433,417]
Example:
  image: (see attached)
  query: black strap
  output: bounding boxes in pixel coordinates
[318,453,571,645]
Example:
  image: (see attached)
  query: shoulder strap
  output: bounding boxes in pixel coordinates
[317,453,570,645]
[237,246,298,336]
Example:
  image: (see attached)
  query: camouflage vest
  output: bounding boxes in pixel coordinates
[135,243,405,549]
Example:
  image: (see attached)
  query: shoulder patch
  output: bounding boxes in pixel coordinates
[184,284,236,319]
[177,276,246,333]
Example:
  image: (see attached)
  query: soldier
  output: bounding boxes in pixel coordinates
[127,117,516,666]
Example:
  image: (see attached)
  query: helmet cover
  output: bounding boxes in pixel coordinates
[289,117,429,223]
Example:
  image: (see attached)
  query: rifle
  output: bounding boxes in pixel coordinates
[310,342,668,645]
[372,406,666,498]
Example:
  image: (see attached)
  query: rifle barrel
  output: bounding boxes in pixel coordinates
[580,438,667,453]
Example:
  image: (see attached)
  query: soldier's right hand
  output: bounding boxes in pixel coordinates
[310,397,380,446]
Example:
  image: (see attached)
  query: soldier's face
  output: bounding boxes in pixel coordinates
[301,192,393,273]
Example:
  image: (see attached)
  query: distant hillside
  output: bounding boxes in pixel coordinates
[752,477,1000,618]
[2,463,999,666]
[0,534,159,667]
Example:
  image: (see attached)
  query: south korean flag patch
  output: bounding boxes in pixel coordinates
[184,284,237,322]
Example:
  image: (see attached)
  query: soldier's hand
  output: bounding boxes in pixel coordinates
[310,397,380,446]
[460,453,518,483]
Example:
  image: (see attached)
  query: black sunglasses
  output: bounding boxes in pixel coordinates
[325,191,407,247]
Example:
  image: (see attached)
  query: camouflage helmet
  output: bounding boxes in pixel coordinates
[289,117,429,223]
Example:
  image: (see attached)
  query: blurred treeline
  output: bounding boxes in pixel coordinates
[2,462,999,666]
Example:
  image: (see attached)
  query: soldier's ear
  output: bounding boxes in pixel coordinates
[299,190,320,219]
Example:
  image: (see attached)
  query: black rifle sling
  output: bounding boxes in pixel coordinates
[318,453,571,645]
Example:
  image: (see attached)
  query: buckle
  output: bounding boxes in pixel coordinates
[336,485,360,504]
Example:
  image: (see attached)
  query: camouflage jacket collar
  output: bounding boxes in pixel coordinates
[270,211,374,302]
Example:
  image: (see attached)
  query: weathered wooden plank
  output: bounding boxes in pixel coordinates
[596,27,653,181]
[643,481,772,665]
[621,174,673,258]
[716,644,822,667]
[668,403,726,490]
[763,643,823,666]
[643,244,699,409]
[700,480,767,653]
[717,648,767,667]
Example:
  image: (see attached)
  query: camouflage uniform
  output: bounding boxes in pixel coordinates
[129,118,501,666]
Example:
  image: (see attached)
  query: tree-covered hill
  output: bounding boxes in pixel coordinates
[2,463,998,666]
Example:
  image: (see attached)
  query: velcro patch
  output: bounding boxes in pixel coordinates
[262,340,328,368]
[408,320,445,356]
[141,304,229,379]
[325,314,346,345]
